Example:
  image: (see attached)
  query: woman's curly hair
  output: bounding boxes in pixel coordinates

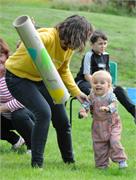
[55,15,94,52]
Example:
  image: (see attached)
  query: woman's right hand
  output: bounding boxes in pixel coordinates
[0,104,10,113]
[76,92,89,104]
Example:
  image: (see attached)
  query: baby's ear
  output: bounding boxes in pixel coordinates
[108,83,113,90]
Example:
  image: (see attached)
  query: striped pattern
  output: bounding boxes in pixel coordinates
[0,76,24,119]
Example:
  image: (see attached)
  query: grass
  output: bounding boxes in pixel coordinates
[0,1,136,179]
[0,103,136,180]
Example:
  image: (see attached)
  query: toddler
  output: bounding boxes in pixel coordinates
[79,70,128,169]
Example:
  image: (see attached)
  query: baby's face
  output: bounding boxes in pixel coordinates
[92,37,108,55]
[92,76,110,96]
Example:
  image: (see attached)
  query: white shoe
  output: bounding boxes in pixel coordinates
[119,161,128,169]
[26,149,31,155]
[12,137,25,150]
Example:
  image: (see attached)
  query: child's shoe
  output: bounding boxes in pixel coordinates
[119,161,128,169]
[12,136,25,150]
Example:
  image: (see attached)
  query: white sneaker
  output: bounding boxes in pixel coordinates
[119,161,128,169]
[12,137,25,150]
[26,149,31,155]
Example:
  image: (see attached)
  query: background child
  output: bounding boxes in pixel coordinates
[79,70,128,169]
[75,30,136,123]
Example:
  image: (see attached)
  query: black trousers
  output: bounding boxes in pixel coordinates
[114,86,135,118]
[1,115,20,145]
[6,70,74,168]
[1,108,34,149]
[78,81,135,118]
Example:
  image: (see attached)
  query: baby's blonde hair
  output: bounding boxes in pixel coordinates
[92,70,112,87]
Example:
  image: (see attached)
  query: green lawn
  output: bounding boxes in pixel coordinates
[0,1,136,179]
[0,103,136,180]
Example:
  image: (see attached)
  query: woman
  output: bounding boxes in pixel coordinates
[0,38,34,153]
[5,15,94,168]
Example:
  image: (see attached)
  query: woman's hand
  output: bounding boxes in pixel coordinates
[0,104,10,113]
[76,92,89,104]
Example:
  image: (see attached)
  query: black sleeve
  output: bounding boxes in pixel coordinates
[106,55,110,72]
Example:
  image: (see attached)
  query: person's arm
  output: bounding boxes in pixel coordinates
[99,101,117,113]
[84,74,92,82]
[6,99,24,112]
[58,58,89,103]
[99,92,117,113]
[106,53,110,72]
[83,52,93,82]
[58,59,81,96]
[78,99,92,118]
[0,77,24,112]
[0,99,24,113]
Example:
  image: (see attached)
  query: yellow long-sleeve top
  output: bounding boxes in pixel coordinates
[5,28,81,97]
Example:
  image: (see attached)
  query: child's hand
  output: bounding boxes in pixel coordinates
[99,106,109,112]
[78,108,88,119]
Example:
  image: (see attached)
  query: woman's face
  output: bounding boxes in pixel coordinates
[0,51,7,77]
[60,40,68,51]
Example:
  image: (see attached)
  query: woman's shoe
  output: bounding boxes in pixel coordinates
[12,136,25,150]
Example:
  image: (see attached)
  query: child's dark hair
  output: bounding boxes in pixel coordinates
[90,30,108,44]
[0,38,10,58]
[55,15,94,52]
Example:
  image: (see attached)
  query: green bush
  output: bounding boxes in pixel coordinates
[50,0,136,17]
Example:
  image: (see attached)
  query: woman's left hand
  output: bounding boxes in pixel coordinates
[76,92,89,104]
